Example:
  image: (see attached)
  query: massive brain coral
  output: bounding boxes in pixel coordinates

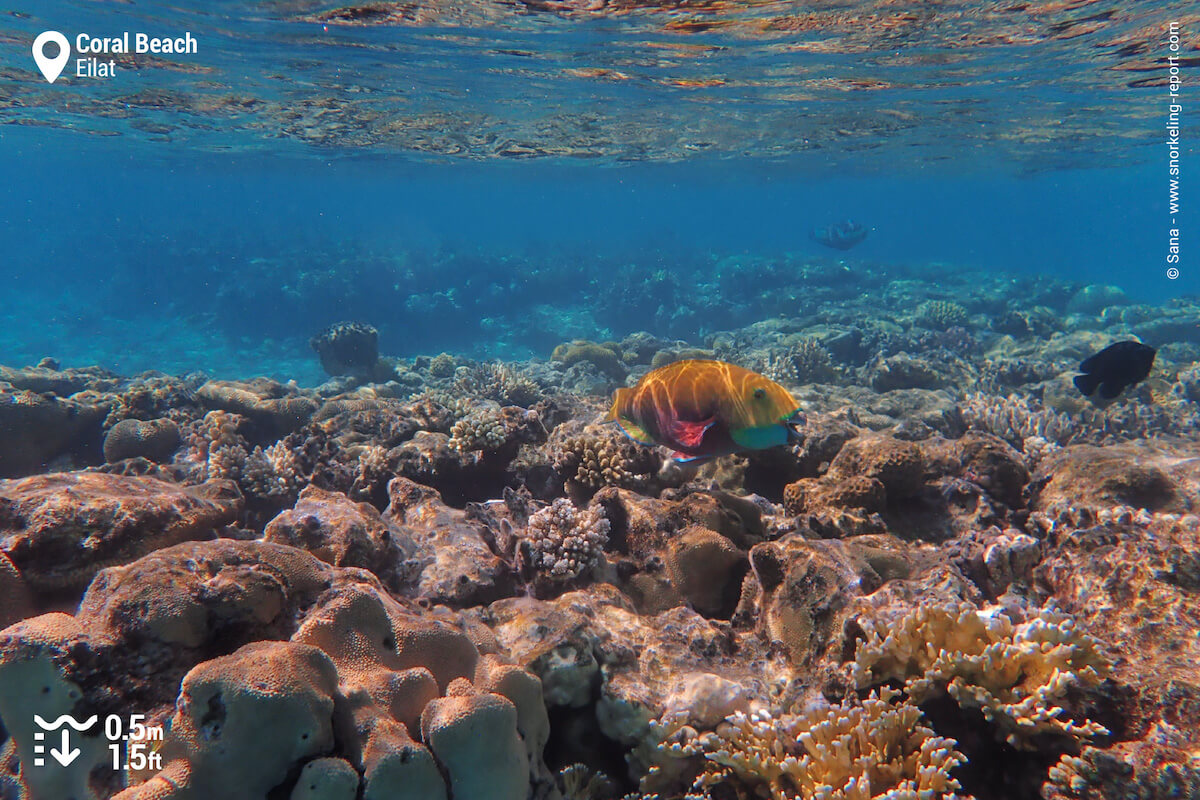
[0,538,554,800]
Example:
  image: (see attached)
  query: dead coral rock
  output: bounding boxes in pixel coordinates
[792,412,860,476]
[925,431,1030,509]
[827,434,927,501]
[103,417,182,463]
[0,472,241,597]
[384,477,513,607]
[595,486,764,559]
[747,535,910,668]
[198,379,319,439]
[664,526,746,618]
[265,485,415,589]
[485,585,777,752]
[79,540,330,651]
[868,352,947,392]
[1037,513,1200,747]
[0,553,31,629]
[1032,439,1200,513]
[391,430,515,506]
[0,362,121,395]
[947,527,1043,600]
[783,475,887,515]
[0,386,109,477]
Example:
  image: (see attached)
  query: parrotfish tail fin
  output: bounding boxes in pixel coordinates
[603,388,630,423]
[1073,373,1100,397]
[671,451,713,465]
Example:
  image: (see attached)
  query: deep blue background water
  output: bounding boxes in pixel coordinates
[0,0,1194,382]
[1,127,1187,382]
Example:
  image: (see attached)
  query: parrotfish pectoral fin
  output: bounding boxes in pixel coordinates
[669,417,716,449]
[731,424,790,450]
[671,451,713,464]
[615,416,657,446]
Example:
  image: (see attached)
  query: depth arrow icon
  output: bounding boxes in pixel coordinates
[50,729,80,767]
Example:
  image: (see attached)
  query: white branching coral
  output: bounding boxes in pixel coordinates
[852,604,1111,748]
[523,499,609,581]
[646,689,967,800]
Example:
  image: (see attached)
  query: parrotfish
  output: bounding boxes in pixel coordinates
[604,359,805,462]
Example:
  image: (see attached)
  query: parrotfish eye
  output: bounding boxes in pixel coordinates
[753,387,766,400]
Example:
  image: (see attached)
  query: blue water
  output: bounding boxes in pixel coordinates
[0,0,1195,381]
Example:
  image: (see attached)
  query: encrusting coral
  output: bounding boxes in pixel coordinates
[851,603,1111,748]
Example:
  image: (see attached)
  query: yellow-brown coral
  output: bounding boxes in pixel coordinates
[649,688,966,800]
[551,340,626,379]
[852,603,1111,748]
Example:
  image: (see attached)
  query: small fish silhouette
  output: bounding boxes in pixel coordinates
[1073,341,1156,400]
[810,219,868,251]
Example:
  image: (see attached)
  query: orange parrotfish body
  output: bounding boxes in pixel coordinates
[603,359,805,462]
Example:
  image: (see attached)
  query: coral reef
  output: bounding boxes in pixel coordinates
[3,269,1200,800]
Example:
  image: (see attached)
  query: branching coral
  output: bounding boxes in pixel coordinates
[766,339,837,386]
[960,391,1200,449]
[520,499,609,582]
[428,352,458,379]
[646,689,967,800]
[917,300,969,330]
[453,362,543,407]
[449,405,509,452]
[552,424,657,493]
[852,603,1111,748]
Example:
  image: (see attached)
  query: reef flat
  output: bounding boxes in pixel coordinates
[1,269,1199,800]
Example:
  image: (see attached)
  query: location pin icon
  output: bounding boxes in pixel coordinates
[33,31,70,83]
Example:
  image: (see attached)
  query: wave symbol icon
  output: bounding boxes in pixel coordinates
[32,715,96,768]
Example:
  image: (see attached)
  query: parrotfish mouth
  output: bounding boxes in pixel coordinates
[784,411,806,442]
